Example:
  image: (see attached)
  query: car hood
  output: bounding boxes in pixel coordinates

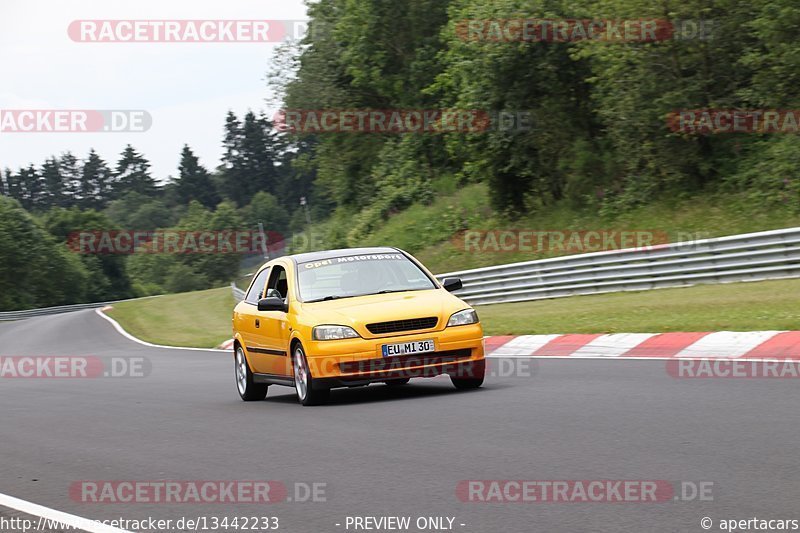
[299,289,467,335]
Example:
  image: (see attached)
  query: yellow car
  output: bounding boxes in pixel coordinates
[232,247,485,405]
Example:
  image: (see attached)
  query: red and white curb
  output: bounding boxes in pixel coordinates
[217,331,800,360]
[218,338,235,350]
[484,331,800,361]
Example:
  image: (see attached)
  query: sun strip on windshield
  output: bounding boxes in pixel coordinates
[298,253,405,270]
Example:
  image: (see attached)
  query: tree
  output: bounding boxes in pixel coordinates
[0,168,8,197]
[282,0,454,214]
[243,111,282,197]
[105,191,176,231]
[0,196,89,310]
[40,157,65,209]
[79,149,114,209]
[220,111,246,205]
[219,111,284,206]
[243,191,290,235]
[175,200,244,285]
[41,207,134,301]
[125,200,244,295]
[17,165,42,211]
[175,145,220,209]
[115,145,157,197]
[60,152,82,206]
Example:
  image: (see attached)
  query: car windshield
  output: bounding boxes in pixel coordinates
[297,253,436,302]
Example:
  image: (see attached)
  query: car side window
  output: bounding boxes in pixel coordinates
[266,265,289,300]
[265,288,282,299]
[244,268,271,304]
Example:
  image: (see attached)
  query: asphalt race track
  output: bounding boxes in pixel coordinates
[1,310,799,533]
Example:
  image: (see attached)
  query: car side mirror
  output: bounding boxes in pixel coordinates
[257,296,288,312]
[441,277,463,292]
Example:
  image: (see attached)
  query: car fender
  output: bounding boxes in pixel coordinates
[233,331,246,354]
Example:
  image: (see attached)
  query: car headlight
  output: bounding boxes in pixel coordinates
[447,309,478,327]
[312,325,360,341]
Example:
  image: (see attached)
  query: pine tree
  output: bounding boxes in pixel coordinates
[176,145,220,209]
[220,111,246,205]
[115,145,157,198]
[59,152,81,207]
[80,149,114,209]
[240,111,280,197]
[18,165,42,211]
[219,111,283,206]
[41,157,65,209]
[3,169,21,202]
[0,168,8,197]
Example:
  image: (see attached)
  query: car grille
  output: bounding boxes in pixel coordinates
[338,349,472,374]
[366,317,438,335]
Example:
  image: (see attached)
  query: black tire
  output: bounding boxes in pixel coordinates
[385,378,411,387]
[450,359,485,390]
[292,343,330,406]
[235,346,268,401]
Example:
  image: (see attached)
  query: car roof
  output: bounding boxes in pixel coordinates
[288,247,402,264]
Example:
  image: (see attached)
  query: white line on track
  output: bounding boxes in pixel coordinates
[0,492,131,533]
[94,317,799,362]
[94,309,229,353]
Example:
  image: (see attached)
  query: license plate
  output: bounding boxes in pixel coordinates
[382,339,435,357]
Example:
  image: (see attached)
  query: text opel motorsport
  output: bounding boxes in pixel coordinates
[232,247,485,405]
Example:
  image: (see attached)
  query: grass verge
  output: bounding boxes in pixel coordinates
[106,287,234,348]
[412,186,800,273]
[301,183,800,274]
[104,279,799,348]
[477,279,800,335]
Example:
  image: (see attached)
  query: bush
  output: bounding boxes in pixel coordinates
[164,263,210,294]
[0,197,91,310]
[726,136,800,212]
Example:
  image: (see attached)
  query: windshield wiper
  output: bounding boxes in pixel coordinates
[307,288,426,302]
[374,288,427,295]
[316,295,342,302]
[306,294,349,303]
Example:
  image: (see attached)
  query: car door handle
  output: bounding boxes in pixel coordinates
[255,319,260,328]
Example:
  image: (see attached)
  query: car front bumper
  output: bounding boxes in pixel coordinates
[304,323,485,383]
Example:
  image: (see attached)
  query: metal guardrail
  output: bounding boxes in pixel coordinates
[227,227,800,306]
[2,283,248,321]
[231,282,246,302]
[2,284,247,322]
[435,227,800,306]
[0,300,116,321]
[7,228,798,320]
